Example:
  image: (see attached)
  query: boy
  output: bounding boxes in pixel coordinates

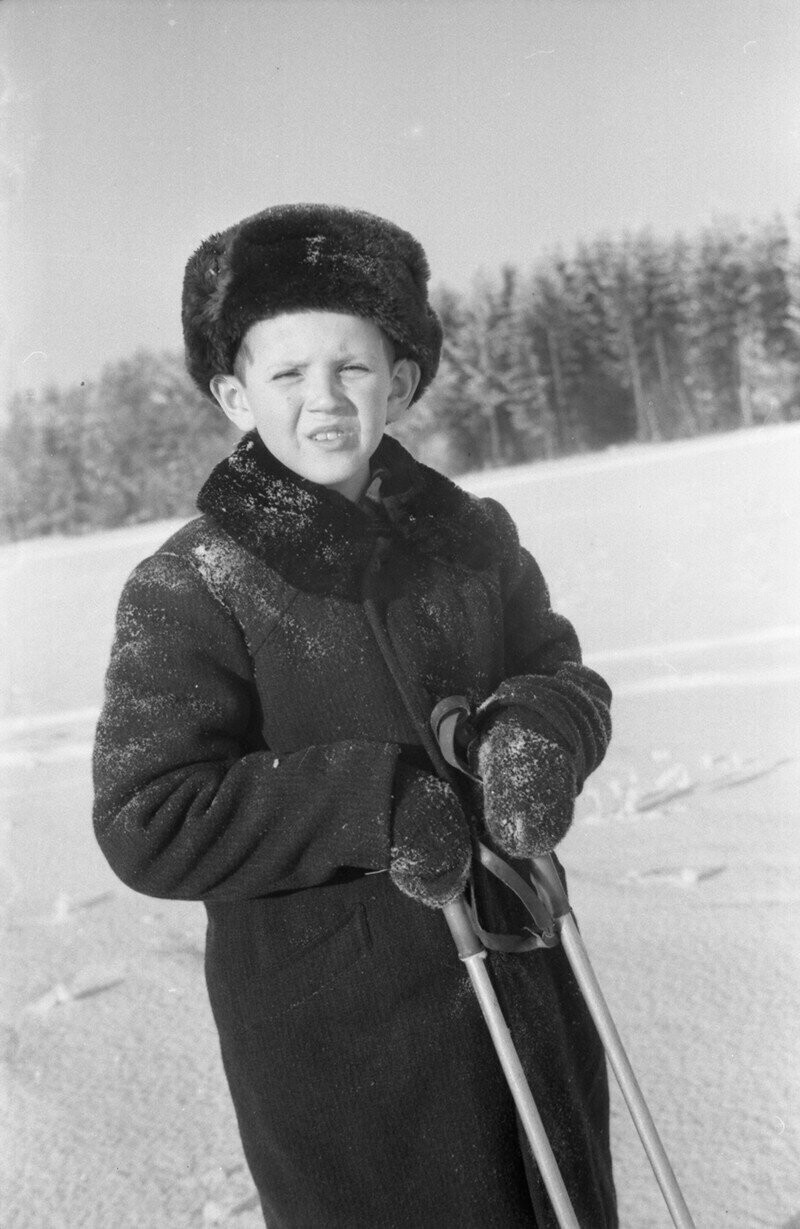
[93,204,616,1227]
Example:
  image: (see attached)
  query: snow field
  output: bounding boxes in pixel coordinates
[1,422,799,1226]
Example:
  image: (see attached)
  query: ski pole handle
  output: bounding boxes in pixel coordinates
[529,853,571,918]
[429,695,481,781]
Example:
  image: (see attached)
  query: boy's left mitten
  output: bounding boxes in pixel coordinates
[473,711,576,858]
[389,764,471,908]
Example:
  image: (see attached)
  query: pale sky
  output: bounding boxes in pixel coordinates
[3,0,800,400]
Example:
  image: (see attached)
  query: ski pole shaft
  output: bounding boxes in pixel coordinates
[529,854,695,1227]
[443,897,580,1229]
[557,911,696,1229]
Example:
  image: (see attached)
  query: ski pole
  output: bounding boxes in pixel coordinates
[431,695,696,1229]
[442,895,580,1229]
[361,612,583,1225]
[529,856,696,1229]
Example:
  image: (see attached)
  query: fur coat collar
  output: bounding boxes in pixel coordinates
[196,431,499,599]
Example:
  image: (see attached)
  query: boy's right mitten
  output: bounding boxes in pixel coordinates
[389,763,471,908]
[472,711,576,858]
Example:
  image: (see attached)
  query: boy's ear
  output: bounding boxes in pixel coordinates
[209,374,256,432]
[386,358,421,423]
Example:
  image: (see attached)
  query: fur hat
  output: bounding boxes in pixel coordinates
[182,203,442,403]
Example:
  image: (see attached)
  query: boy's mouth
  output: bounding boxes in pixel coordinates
[308,425,358,444]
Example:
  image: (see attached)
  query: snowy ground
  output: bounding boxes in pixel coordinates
[1,422,799,1227]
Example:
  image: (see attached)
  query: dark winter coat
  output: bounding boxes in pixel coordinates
[93,431,617,1228]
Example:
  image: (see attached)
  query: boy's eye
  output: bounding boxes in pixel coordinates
[272,368,301,381]
[341,363,369,373]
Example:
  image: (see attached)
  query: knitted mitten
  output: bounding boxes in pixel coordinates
[473,711,576,858]
[389,764,471,908]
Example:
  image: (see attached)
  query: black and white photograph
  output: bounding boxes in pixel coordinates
[2,2,799,1225]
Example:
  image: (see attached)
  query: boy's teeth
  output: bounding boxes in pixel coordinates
[313,429,344,440]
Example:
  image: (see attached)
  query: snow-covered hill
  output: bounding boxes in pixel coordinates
[2,423,799,1227]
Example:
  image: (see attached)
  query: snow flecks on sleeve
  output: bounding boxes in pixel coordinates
[93,547,402,901]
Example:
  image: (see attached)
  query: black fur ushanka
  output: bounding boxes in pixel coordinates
[182,204,443,401]
[93,433,616,1228]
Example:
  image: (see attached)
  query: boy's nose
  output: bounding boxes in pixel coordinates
[305,371,343,411]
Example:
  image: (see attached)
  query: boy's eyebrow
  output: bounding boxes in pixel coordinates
[264,358,307,371]
[265,346,378,371]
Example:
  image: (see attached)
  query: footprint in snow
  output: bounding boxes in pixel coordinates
[32,890,114,925]
[623,865,726,888]
[704,754,792,790]
[24,963,127,1016]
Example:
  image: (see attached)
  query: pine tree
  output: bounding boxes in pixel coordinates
[689,223,754,430]
[745,217,800,422]
[528,261,591,455]
[414,284,487,472]
[567,240,644,444]
[422,268,553,469]
[471,266,554,464]
[632,231,698,438]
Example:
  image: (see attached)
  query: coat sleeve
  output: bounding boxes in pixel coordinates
[477,498,612,791]
[92,551,397,902]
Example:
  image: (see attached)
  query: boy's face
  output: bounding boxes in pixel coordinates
[211,311,420,502]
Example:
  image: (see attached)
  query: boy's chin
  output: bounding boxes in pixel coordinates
[287,451,372,501]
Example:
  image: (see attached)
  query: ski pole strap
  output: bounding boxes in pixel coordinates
[468,843,559,952]
[430,697,561,951]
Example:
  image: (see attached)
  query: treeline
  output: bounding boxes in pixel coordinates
[0,352,237,540]
[2,214,799,541]
[400,215,800,472]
